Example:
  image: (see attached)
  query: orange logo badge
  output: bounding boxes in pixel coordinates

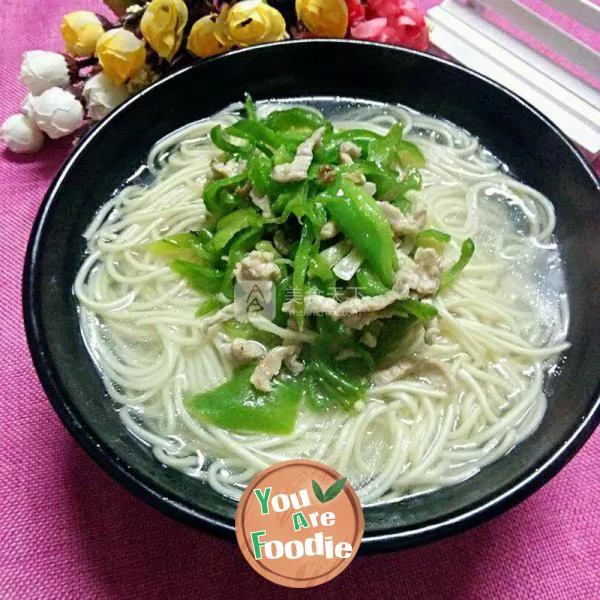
[235,459,364,588]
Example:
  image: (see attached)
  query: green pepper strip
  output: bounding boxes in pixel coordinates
[441,239,475,288]
[220,227,263,299]
[292,221,315,330]
[203,173,246,216]
[170,260,223,295]
[212,208,263,251]
[318,129,383,163]
[209,125,248,156]
[416,229,451,245]
[393,298,438,320]
[221,319,280,347]
[262,108,333,137]
[355,264,389,296]
[368,123,426,169]
[195,297,224,318]
[227,119,297,154]
[308,254,336,283]
[373,316,417,365]
[247,151,275,197]
[185,366,302,435]
[320,180,398,288]
[244,93,257,120]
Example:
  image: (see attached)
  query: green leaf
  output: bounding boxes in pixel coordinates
[312,480,325,503]
[323,477,347,502]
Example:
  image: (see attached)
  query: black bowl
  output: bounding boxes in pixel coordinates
[23,40,600,551]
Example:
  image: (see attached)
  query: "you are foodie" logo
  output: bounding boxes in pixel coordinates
[235,459,364,588]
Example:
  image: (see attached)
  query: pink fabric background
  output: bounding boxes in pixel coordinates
[1,1,599,598]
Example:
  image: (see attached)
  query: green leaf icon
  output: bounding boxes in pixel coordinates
[313,477,347,503]
[312,480,325,503]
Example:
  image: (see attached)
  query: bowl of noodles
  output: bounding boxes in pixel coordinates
[23,40,600,549]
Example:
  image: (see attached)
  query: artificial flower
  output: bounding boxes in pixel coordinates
[352,0,429,50]
[61,11,105,56]
[95,28,147,85]
[29,87,84,139]
[187,15,229,58]
[296,0,348,38]
[140,0,188,61]
[126,64,160,93]
[83,72,129,120]
[345,0,365,26]
[19,51,69,95]
[0,114,44,153]
[216,1,287,48]
[103,0,140,16]
[21,93,35,117]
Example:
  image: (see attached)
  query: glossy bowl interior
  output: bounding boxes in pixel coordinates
[23,40,600,550]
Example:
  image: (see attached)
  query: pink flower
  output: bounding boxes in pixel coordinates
[350,0,429,51]
[345,0,366,27]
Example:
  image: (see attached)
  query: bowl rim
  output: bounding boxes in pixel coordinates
[22,39,600,551]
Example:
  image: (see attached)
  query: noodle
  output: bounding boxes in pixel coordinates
[74,99,568,505]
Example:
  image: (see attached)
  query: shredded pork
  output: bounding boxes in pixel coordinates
[250,345,303,392]
[249,188,272,218]
[234,250,280,282]
[271,127,325,182]
[394,248,442,297]
[211,158,247,178]
[339,141,361,165]
[319,221,340,240]
[378,201,427,236]
[229,338,267,364]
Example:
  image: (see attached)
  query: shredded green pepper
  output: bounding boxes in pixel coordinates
[292,222,316,329]
[185,366,302,435]
[441,238,475,288]
[320,180,398,287]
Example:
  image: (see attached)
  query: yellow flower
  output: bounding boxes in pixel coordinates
[187,15,229,58]
[140,0,188,61]
[61,11,105,56]
[95,28,147,85]
[216,1,287,48]
[296,0,348,38]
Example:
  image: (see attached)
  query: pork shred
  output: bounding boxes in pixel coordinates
[249,188,272,218]
[234,250,281,282]
[378,201,427,236]
[211,158,247,178]
[319,221,340,240]
[339,141,361,164]
[342,171,377,196]
[250,345,303,392]
[271,127,325,182]
[228,338,267,364]
[400,248,442,296]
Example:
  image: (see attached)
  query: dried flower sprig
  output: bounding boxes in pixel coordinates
[0,0,429,154]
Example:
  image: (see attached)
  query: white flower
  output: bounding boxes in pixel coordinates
[22,93,35,117]
[82,72,128,121]
[0,114,44,153]
[29,88,84,139]
[19,50,70,95]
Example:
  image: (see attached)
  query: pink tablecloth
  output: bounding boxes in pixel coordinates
[0,1,598,598]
